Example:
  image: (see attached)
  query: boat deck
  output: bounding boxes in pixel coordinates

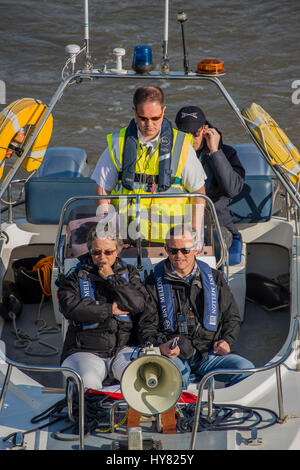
[0,237,291,387]
[1,297,290,388]
[0,234,295,451]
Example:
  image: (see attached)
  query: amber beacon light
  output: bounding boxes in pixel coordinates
[196,57,225,75]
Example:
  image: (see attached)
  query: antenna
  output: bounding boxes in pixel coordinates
[177,11,189,74]
[161,0,169,74]
[83,0,92,70]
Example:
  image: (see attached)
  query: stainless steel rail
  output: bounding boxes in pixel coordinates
[2,67,299,215]
[53,192,227,271]
[189,316,300,450]
[0,342,86,450]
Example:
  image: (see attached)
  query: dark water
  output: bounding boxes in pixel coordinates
[0,0,300,167]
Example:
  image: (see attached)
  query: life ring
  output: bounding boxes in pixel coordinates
[0,98,53,179]
[241,103,300,184]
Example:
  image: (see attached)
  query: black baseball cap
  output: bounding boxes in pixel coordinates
[175,106,206,133]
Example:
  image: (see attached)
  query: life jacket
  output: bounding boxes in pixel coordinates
[153,259,218,334]
[77,263,130,330]
[107,119,193,243]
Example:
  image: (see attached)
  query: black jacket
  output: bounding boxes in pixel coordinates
[198,124,245,234]
[58,253,148,363]
[138,259,241,362]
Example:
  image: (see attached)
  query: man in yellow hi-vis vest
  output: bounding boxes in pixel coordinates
[91,86,206,244]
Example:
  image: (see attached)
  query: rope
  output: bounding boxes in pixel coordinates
[33,256,53,296]
[10,311,60,356]
[96,409,128,433]
[7,256,60,357]
[24,391,129,443]
[176,402,279,434]
[4,392,285,448]
[3,398,68,448]
[53,393,128,441]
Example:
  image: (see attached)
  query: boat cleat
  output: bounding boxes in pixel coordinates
[3,430,27,450]
[245,428,263,446]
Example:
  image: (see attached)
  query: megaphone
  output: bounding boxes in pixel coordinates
[120,346,183,416]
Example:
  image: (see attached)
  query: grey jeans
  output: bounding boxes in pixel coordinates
[62,346,137,390]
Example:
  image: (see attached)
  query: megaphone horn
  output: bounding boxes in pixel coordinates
[120,347,183,417]
[141,362,161,388]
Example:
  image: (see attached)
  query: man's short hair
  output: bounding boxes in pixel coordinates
[165,224,198,246]
[133,86,165,109]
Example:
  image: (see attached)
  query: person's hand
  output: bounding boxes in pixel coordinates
[112,301,129,316]
[159,337,180,358]
[98,262,114,279]
[213,339,230,356]
[203,127,220,154]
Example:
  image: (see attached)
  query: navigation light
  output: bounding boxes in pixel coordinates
[132,45,153,74]
[196,57,225,75]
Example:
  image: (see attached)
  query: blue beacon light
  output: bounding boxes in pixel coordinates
[132,45,153,74]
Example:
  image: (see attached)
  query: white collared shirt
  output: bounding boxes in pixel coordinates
[137,129,160,156]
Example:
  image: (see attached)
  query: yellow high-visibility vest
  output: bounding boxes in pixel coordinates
[107,127,193,243]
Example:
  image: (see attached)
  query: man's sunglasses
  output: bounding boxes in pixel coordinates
[166,246,195,255]
[90,249,116,256]
[136,110,164,122]
[192,130,201,137]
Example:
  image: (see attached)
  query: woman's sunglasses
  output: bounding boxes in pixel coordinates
[90,249,116,256]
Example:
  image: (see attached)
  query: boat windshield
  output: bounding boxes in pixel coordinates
[63,195,216,265]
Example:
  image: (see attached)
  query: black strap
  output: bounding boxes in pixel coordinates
[119,171,158,185]
[118,171,178,186]
[121,118,174,191]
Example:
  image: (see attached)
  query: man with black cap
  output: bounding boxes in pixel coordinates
[175,106,245,249]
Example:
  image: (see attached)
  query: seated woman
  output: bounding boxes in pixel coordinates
[58,225,147,390]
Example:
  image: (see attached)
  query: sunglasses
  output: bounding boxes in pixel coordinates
[192,130,201,137]
[90,249,116,256]
[136,110,164,122]
[192,127,206,137]
[166,246,195,255]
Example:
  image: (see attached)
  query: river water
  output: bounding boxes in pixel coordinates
[0,0,300,176]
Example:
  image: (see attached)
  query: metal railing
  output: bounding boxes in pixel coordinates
[0,178,27,224]
[1,67,299,219]
[53,192,227,271]
[189,316,300,450]
[0,342,86,450]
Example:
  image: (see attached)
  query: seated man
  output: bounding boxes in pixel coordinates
[175,106,245,249]
[138,225,254,389]
[58,226,148,390]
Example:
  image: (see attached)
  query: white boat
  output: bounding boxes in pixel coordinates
[0,0,300,452]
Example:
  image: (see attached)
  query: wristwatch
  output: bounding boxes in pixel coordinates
[107,274,115,281]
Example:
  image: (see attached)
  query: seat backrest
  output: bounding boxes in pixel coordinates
[232,143,274,176]
[229,175,273,223]
[25,177,96,225]
[35,146,88,178]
